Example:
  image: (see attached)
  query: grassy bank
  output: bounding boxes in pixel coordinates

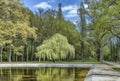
[0,61,101,64]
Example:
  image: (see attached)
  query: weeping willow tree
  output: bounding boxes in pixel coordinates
[35,33,75,62]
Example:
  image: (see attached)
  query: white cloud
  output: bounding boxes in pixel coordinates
[62,5,74,12]
[65,13,77,18]
[34,2,52,9]
[84,4,88,8]
[73,20,77,25]
[69,9,77,14]
[62,5,78,12]
[63,5,79,18]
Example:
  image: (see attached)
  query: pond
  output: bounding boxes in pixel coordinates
[0,67,89,81]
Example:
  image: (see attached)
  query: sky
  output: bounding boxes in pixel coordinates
[21,0,83,24]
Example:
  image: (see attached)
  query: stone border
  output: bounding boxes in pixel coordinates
[0,64,93,68]
[84,65,94,81]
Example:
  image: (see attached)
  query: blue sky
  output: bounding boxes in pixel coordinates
[22,0,83,24]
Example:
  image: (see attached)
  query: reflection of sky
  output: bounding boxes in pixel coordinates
[22,0,83,24]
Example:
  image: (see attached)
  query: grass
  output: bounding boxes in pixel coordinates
[0,60,101,64]
[103,62,114,66]
[113,68,120,72]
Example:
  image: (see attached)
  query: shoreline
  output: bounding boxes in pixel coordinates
[0,63,93,68]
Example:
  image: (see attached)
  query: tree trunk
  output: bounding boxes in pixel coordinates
[30,40,33,61]
[39,58,40,62]
[110,42,113,61]
[9,47,12,62]
[26,46,28,62]
[100,46,103,62]
[81,41,84,62]
[15,55,18,62]
[97,45,103,62]
[22,49,24,62]
[0,47,3,62]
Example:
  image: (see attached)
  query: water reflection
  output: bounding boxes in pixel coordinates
[0,67,89,81]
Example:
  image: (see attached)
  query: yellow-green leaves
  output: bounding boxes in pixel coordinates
[36,33,75,61]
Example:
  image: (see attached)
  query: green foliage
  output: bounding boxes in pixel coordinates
[0,0,80,62]
[82,0,120,62]
[0,0,37,62]
[36,33,75,61]
[2,51,8,61]
[1,0,119,62]
[103,45,110,60]
[29,8,80,60]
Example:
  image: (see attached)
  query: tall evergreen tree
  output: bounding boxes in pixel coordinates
[57,3,63,19]
[77,2,87,61]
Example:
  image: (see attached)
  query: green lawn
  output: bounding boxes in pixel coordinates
[0,61,101,64]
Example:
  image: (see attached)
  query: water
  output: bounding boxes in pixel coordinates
[0,67,89,81]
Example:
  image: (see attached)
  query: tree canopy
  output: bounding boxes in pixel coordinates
[0,0,119,62]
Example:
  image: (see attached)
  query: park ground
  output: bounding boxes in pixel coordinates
[0,61,120,81]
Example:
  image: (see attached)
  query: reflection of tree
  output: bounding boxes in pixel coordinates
[12,68,23,81]
[9,68,23,81]
[13,75,22,81]
[36,68,76,81]
[74,68,89,81]
[0,67,89,81]
[0,68,3,81]
[0,68,25,81]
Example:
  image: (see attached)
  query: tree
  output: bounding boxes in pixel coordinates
[0,20,11,62]
[106,0,120,38]
[0,0,37,62]
[77,2,87,61]
[36,33,75,62]
[83,0,120,62]
[57,3,63,19]
[29,6,80,60]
